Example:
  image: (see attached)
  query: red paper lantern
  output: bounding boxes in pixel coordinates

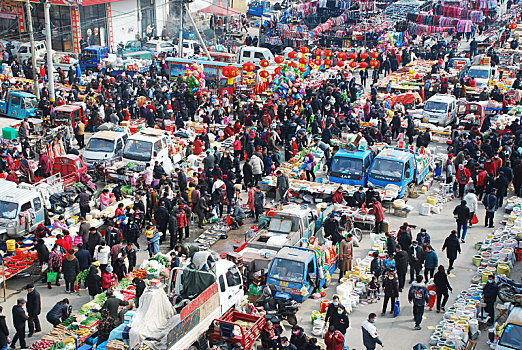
[370,60,378,68]
[289,62,298,69]
[313,48,323,58]
[349,52,358,60]
[349,61,358,69]
[299,66,307,73]
[274,66,283,75]
[324,59,332,67]
[360,52,369,60]
[370,51,379,59]
[359,62,369,69]
[274,56,284,64]
[222,65,240,84]
[288,51,298,60]
[337,52,347,61]
[438,58,444,66]
[509,23,518,30]
[242,62,256,73]
[300,46,309,54]
[259,59,270,68]
[324,50,333,57]
[314,58,322,66]
[336,60,344,68]
[298,57,308,65]
[259,70,269,80]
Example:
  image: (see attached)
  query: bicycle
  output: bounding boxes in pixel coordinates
[346,216,363,243]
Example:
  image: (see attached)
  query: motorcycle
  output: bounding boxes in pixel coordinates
[79,172,97,193]
[255,286,299,325]
[497,275,522,306]
[87,161,105,183]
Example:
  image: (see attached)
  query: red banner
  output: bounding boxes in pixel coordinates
[14,0,78,6]
[107,3,114,49]
[71,7,81,53]
[82,0,124,6]
[16,3,24,33]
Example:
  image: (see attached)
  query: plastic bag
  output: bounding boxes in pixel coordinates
[47,271,57,283]
[471,213,479,225]
[393,300,401,317]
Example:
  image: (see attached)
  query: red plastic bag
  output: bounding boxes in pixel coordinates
[471,214,478,225]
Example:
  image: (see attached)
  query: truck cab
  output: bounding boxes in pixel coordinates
[52,103,86,130]
[0,90,38,119]
[467,64,495,90]
[0,188,45,239]
[17,41,46,62]
[237,46,274,65]
[248,1,271,16]
[368,147,432,198]
[80,46,109,71]
[83,130,128,167]
[51,155,88,183]
[329,149,373,186]
[122,128,174,174]
[422,94,457,126]
[267,246,337,303]
[122,40,143,54]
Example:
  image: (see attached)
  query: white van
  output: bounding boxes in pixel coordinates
[237,46,274,65]
[122,128,174,174]
[422,94,457,126]
[182,40,200,58]
[82,130,129,167]
[495,307,522,350]
[17,41,46,62]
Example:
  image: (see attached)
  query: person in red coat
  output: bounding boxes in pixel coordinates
[332,187,344,204]
[324,325,344,350]
[175,207,188,243]
[476,167,488,200]
[455,164,471,198]
[193,138,203,155]
[369,199,385,234]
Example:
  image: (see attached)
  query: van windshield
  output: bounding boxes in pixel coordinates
[269,258,304,283]
[331,157,363,177]
[498,323,522,349]
[86,138,114,153]
[123,139,152,161]
[25,98,37,109]
[0,200,18,219]
[468,68,489,79]
[369,158,404,182]
[425,100,448,113]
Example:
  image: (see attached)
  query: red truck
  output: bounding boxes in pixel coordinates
[209,309,265,349]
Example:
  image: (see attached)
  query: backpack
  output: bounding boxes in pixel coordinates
[393,300,401,317]
[458,169,467,183]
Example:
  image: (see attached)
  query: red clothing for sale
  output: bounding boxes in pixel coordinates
[333,191,344,204]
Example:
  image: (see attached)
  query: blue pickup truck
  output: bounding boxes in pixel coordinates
[367,146,433,198]
[0,90,38,119]
[80,45,109,71]
[329,149,374,186]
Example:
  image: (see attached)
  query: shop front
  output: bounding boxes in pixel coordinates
[0,1,22,41]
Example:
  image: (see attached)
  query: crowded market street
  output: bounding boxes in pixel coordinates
[1,0,522,349]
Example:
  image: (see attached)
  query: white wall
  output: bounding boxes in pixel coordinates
[111,0,140,45]
[155,0,169,34]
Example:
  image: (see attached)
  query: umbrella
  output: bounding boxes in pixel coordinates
[198,1,241,16]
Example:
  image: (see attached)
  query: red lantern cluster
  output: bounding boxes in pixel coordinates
[337,52,347,61]
[349,52,358,61]
[324,50,333,57]
[300,46,310,54]
[299,57,308,65]
[359,62,369,70]
[336,61,344,68]
[360,52,369,60]
[314,48,323,58]
[288,51,298,60]
[370,51,379,59]
[222,65,240,85]
[242,62,255,73]
[324,59,332,67]
[259,70,269,80]
[509,23,518,30]
[349,61,358,69]
[259,59,270,68]
[370,60,379,68]
[274,56,284,64]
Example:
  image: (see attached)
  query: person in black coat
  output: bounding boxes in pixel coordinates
[394,245,409,292]
[323,216,341,244]
[175,168,187,192]
[75,244,92,272]
[483,274,499,325]
[442,230,461,273]
[133,278,146,308]
[26,284,41,337]
[0,306,9,350]
[433,265,452,312]
[330,305,350,339]
[46,299,71,326]
[86,265,102,299]
[154,202,169,243]
[408,241,425,283]
[453,200,471,243]
[11,298,28,348]
[290,325,307,349]
[386,232,397,257]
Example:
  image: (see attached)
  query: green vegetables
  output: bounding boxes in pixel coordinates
[80,317,98,326]
[67,324,79,331]
[76,269,89,284]
[148,268,157,273]
[61,317,74,327]
[149,255,170,267]
[125,162,136,168]
[50,342,66,350]
[118,278,132,289]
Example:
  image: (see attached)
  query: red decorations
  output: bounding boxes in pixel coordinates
[360,52,369,60]
[337,52,347,61]
[370,60,378,68]
[314,58,322,66]
[324,50,333,57]
[259,59,270,68]
[242,62,255,73]
[438,58,444,66]
[370,51,379,59]
[259,70,269,81]
[274,66,283,75]
[313,48,323,58]
[349,61,358,69]
[349,52,358,61]
[288,51,298,60]
[274,56,284,64]
[222,65,240,85]
[359,62,369,70]
[289,62,298,69]
[299,46,309,54]
[299,66,307,73]
[324,59,332,67]
[509,23,518,30]
[298,57,309,65]
[336,60,344,68]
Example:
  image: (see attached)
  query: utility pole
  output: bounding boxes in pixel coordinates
[44,0,55,102]
[178,0,183,57]
[25,0,39,99]
[185,3,211,59]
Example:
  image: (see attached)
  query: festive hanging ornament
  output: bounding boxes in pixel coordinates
[298,57,308,65]
[289,61,298,69]
[349,52,358,61]
[242,62,255,73]
[274,56,284,64]
[438,58,444,66]
[337,52,347,61]
[359,62,369,70]
[300,46,310,54]
[288,51,298,60]
[349,61,358,69]
[360,52,369,61]
[274,66,283,75]
[324,49,333,58]
[370,51,379,59]
[336,60,344,68]
[313,48,323,59]
[324,59,332,67]
[509,23,518,30]
[299,66,307,73]
[259,59,270,68]
[314,58,322,66]
[222,65,240,85]
[370,60,379,68]
[259,70,269,81]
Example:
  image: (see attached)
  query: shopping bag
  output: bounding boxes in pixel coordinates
[471,213,479,225]
[47,271,58,283]
[393,300,401,317]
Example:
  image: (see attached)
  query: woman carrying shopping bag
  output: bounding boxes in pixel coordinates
[47,244,64,289]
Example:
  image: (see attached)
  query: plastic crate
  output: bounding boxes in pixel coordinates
[2,127,18,140]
